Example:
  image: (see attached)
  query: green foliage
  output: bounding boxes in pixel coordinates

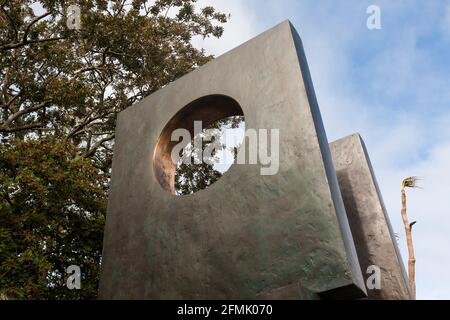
[0,137,107,299]
[402,176,421,190]
[175,116,244,195]
[0,0,227,299]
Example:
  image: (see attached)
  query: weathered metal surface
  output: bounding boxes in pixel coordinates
[330,133,412,300]
[99,21,366,299]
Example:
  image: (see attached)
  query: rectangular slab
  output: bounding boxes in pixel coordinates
[99,21,366,299]
[330,133,412,299]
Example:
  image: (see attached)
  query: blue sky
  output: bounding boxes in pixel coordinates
[194,0,450,299]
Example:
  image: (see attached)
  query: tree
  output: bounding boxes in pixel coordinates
[0,0,227,299]
[401,176,420,299]
[0,138,107,299]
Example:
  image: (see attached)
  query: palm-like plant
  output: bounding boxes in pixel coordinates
[401,176,420,299]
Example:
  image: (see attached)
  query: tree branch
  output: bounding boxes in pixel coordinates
[84,134,115,158]
[114,0,127,17]
[66,114,108,139]
[73,48,110,79]
[1,92,21,110]
[1,101,50,128]
[0,36,66,51]
[0,123,45,133]
[0,3,18,41]
[23,12,52,44]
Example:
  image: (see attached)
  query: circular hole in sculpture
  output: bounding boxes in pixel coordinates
[153,95,245,195]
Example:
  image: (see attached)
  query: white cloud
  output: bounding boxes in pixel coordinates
[192,0,261,56]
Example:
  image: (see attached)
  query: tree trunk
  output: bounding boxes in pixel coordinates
[401,189,416,299]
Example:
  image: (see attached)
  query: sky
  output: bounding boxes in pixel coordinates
[193,0,450,299]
